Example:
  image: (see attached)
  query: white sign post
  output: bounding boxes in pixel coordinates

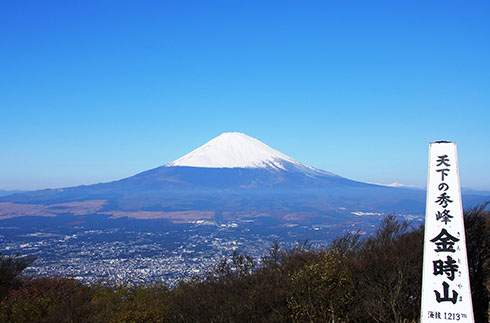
[421,142,474,322]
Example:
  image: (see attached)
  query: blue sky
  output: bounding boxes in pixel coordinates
[1,1,489,190]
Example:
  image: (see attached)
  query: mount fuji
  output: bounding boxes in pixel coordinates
[167,132,322,171]
[1,132,487,223]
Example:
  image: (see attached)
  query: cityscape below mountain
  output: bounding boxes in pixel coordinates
[1,133,488,285]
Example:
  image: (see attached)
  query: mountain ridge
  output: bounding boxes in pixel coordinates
[1,132,488,222]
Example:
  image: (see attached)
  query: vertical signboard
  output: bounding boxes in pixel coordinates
[421,142,474,322]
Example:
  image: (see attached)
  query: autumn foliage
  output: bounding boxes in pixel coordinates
[1,203,489,322]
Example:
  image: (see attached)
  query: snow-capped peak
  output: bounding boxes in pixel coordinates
[368,182,423,189]
[167,132,306,170]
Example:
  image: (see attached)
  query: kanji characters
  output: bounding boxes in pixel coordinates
[434,281,458,304]
[433,255,459,281]
[430,229,459,253]
[435,209,453,225]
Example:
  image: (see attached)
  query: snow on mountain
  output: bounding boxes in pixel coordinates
[386,182,423,189]
[368,182,424,189]
[167,132,310,170]
[5,131,480,219]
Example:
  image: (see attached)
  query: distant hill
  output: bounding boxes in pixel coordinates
[0,189,26,197]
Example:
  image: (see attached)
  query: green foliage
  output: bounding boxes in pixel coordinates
[0,203,489,322]
[288,251,352,322]
[90,284,170,322]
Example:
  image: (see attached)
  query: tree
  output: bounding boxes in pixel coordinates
[344,215,424,323]
[0,253,35,300]
[288,250,352,322]
[463,201,490,323]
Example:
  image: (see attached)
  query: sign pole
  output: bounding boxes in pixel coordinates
[420,141,474,322]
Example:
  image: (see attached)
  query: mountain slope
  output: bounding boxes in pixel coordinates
[2,132,485,222]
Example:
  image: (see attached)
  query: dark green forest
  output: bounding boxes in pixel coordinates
[1,203,489,323]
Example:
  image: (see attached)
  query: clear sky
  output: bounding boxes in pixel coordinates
[1,1,489,191]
